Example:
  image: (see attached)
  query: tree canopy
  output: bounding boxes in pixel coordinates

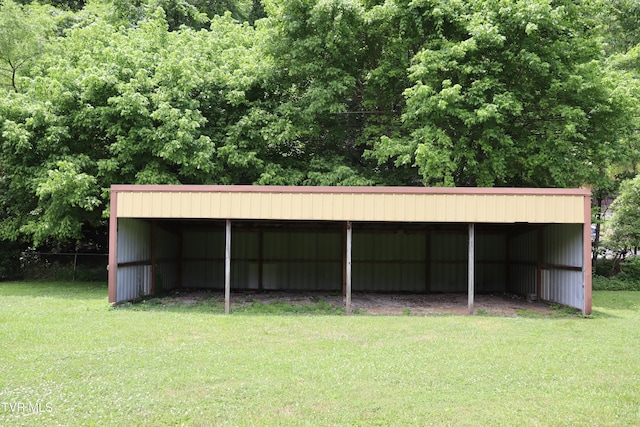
[0,0,639,248]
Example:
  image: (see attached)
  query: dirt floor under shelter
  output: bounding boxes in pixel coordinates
[153,290,566,316]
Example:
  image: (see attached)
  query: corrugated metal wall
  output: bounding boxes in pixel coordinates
[175,224,514,293]
[262,231,342,290]
[509,229,538,296]
[353,231,426,292]
[430,233,467,292]
[542,224,584,309]
[116,219,585,309]
[476,234,507,293]
[182,229,225,288]
[507,224,585,310]
[232,231,260,289]
[116,218,152,302]
[155,225,179,292]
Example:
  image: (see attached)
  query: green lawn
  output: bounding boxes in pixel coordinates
[1,283,639,426]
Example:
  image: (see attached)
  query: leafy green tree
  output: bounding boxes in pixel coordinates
[0,6,271,244]
[605,175,640,253]
[0,0,56,92]
[370,0,634,187]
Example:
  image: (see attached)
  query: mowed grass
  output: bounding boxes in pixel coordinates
[1,283,639,426]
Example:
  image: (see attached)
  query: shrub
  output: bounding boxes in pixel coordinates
[619,256,640,281]
[593,275,640,291]
[594,257,617,277]
[0,240,24,280]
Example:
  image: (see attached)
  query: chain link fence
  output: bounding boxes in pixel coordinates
[22,252,108,282]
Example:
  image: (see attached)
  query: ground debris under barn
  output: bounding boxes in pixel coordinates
[143,290,577,317]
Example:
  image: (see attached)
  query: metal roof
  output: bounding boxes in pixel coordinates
[111,185,590,224]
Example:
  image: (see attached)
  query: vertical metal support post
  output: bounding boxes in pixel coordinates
[537,226,543,299]
[346,221,352,315]
[177,228,183,288]
[505,232,512,293]
[151,220,157,296]
[468,223,475,315]
[258,230,264,290]
[225,219,232,315]
[424,229,431,294]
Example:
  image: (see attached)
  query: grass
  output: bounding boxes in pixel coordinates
[1,282,640,426]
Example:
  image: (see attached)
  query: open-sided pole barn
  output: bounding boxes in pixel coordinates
[108,185,592,315]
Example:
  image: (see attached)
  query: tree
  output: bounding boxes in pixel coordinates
[0,0,56,92]
[605,175,640,260]
[370,0,634,187]
[0,6,270,244]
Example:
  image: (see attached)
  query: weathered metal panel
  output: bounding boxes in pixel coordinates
[510,264,537,296]
[543,224,583,268]
[541,224,584,310]
[116,265,152,301]
[509,229,537,296]
[116,218,152,302]
[431,263,467,292]
[116,186,588,224]
[258,229,342,290]
[429,231,469,292]
[155,226,179,291]
[476,234,506,261]
[183,230,224,258]
[475,263,506,293]
[510,229,537,263]
[542,269,584,310]
[182,229,224,288]
[183,260,224,288]
[117,218,151,264]
[352,262,425,292]
[431,233,467,261]
[231,231,259,259]
[351,231,425,291]
[232,261,259,289]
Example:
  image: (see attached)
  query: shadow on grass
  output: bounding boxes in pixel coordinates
[0,281,107,300]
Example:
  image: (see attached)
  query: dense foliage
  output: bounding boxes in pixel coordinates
[1,0,640,253]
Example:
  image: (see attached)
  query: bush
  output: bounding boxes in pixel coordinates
[594,257,617,277]
[21,252,107,282]
[0,240,25,280]
[593,275,640,291]
[618,256,640,281]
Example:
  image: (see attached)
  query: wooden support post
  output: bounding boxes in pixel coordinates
[346,221,352,315]
[468,223,475,315]
[225,219,232,315]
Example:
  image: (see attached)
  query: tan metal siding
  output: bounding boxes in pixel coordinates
[116,190,586,224]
